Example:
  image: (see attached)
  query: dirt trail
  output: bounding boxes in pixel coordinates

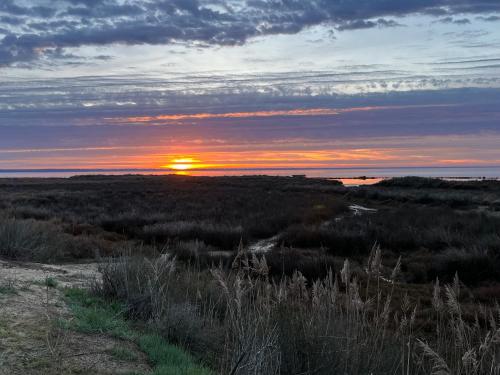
[0,260,150,375]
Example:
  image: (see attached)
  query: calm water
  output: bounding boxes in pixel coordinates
[1,167,500,185]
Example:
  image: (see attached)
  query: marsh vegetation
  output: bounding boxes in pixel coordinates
[1,175,500,374]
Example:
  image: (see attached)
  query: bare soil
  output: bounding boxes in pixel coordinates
[0,260,151,375]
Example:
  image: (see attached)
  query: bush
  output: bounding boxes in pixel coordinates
[264,246,340,280]
[375,176,456,189]
[141,221,243,250]
[0,218,100,262]
[0,219,62,261]
[427,249,500,285]
[281,208,500,257]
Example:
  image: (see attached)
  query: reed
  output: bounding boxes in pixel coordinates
[95,245,500,374]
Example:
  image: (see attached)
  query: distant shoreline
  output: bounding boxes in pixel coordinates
[1,166,500,180]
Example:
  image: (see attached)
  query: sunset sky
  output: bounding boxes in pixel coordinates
[1,1,500,171]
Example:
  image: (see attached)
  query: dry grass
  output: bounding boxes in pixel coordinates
[95,245,500,375]
[2,176,500,373]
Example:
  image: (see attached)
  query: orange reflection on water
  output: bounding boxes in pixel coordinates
[336,178,384,186]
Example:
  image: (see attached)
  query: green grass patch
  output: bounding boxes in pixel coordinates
[63,288,134,340]
[63,288,214,375]
[139,335,213,375]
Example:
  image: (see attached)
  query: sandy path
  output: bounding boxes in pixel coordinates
[0,260,151,375]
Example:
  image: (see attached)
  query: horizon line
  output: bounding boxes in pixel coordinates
[1,165,500,173]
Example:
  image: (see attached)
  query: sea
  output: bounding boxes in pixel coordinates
[1,166,500,186]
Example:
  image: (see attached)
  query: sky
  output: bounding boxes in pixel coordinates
[1,0,500,171]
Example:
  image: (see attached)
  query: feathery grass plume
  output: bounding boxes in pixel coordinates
[348,277,364,310]
[433,278,443,312]
[311,280,321,307]
[211,268,230,298]
[391,256,402,282]
[461,348,478,372]
[418,339,451,375]
[231,238,247,271]
[402,293,411,315]
[340,259,351,285]
[445,284,461,316]
[370,243,382,276]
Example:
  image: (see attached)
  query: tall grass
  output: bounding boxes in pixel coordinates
[95,246,500,375]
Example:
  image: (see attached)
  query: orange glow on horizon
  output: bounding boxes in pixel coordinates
[6,133,499,171]
[155,149,402,171]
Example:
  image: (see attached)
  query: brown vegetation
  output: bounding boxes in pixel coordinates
[1,175,500,374]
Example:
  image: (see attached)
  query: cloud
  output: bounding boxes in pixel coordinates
[104,105,455,127]
[1,70,499,121]
[477,15,500,22]
[336,18,403,31]
[429,57,500,65]
[1,87,500,170]
[0,0,55,17]
[0,15,24,25]
[1,0,500,66]
[436,17,471,25]
[63,3,144,18]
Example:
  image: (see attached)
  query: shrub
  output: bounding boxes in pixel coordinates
[0,218,100,262]
[0,219,62,261]
[375,176,455,189]
[141,221,243,250]
[427,249,500,285]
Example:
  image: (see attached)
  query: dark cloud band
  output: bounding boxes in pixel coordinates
[1,0,500,66]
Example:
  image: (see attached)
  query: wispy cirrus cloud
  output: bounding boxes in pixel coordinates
[1,71,498,117]
[103,104,457,126]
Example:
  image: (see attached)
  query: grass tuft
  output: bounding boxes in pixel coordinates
[64,288,134,339]
[63,287,213,374]
[140,335,213,375]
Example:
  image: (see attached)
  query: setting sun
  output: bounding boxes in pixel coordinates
[164,157,200,171]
